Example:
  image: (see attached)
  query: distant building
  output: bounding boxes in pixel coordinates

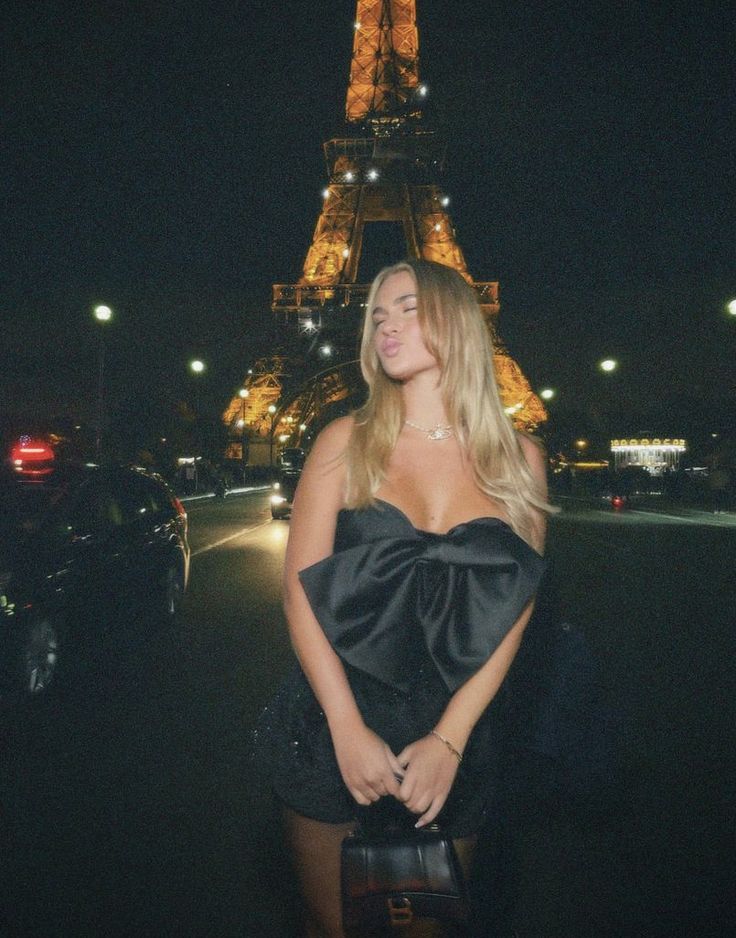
[610,438,686,474]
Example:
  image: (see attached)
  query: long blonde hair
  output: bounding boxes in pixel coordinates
[345,259,555,549]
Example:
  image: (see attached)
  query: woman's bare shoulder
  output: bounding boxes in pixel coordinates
[304,415,354,469]
[516,431,548,483]
[296,415,354,491]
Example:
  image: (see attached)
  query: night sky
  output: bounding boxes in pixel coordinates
[3,0,734,452]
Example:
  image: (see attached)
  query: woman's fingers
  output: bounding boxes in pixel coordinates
[396,744,412,768]
[385,746,406,779]
[415,795,444,828]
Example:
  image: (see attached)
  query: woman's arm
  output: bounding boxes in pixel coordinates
[397,433,550,825]
[283,417,404,805]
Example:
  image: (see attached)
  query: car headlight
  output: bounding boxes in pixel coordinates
[270,494,287,505]
[0,571,16,616]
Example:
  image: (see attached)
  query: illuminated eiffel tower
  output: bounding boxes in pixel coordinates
[224,1,545,463]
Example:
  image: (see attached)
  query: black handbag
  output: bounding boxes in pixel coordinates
[341,821,469,936]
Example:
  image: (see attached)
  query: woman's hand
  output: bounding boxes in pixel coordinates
[332,723,405,806]
[395,735,461,827]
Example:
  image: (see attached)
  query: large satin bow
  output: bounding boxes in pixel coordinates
[298,518,546,694]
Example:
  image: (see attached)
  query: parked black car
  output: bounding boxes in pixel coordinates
[0,457,190,701]
[270,447,305,519]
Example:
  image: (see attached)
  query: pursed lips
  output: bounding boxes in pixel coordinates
[381,338,402,356]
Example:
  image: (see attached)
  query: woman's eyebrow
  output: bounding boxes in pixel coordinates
[372,293,417,317]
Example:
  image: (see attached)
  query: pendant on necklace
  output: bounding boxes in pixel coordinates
[404,419,454,440]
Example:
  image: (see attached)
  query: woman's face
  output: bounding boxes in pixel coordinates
[371,271,440,383]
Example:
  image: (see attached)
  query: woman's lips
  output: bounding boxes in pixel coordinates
[381,338,401,357]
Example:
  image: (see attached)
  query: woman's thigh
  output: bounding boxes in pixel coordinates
[283,806,356,937]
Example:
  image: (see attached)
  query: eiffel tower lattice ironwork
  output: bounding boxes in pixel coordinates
[224,0,546,465]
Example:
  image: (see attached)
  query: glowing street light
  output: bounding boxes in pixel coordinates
[727,298,736,316]
[268,403,278,468]
[599,358,618,373]
[187,360,207,490]
[93,305,114,459]
[540,388,556,401]
[238,388,249,480]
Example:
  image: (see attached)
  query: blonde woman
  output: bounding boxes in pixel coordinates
[257,259,554,936]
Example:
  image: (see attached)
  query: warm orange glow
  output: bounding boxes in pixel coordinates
[346,0,419,124]
[258,1,548,434]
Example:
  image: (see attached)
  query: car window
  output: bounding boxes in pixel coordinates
[121,473,170,520]
[67,481,125,533]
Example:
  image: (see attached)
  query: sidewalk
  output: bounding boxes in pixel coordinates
[555,494,736,526]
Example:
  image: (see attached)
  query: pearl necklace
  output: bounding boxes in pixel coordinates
[404,419,454,441]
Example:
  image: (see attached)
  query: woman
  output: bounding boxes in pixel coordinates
[257,259,554,936]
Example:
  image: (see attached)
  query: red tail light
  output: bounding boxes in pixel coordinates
[10,437,55,475]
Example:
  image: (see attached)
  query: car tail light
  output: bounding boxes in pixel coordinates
[9,437,55,476]
[172,495,187,518]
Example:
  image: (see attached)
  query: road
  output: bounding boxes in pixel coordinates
[0,491,733,937]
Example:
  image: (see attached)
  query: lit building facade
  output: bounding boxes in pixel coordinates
[610,439,687,474]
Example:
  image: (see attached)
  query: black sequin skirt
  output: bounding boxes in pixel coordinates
[252,654,512,838]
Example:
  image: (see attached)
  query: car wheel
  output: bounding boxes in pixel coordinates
[160,560,185,623]
[20,617,59,696]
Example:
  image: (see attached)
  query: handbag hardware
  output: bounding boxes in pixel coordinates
[341,821,469,935]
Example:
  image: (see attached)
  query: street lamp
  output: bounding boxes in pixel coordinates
[727,299,736,317]
[268,403,278,469]
[93,305,113,460]
[540,388,556,401]
[238,388,249,483]
[598,358,618,373]
[188,359,206,491]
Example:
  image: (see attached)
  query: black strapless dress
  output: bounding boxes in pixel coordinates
[253,499,546,837]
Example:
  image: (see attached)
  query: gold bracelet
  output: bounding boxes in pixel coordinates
[430,730,463,764]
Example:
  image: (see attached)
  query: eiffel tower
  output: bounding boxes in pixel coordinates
[224,1,545,464]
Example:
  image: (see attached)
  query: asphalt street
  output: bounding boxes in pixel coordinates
[0,490,733,937]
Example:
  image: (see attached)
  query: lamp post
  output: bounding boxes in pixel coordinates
[188,359,206,492]
[238,388,249,483]
[267,403,278,470]
[93,305,113,460]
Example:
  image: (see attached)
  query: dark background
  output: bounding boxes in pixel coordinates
[3,0,734,455]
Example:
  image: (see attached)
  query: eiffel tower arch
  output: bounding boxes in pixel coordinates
[224,1,546,462]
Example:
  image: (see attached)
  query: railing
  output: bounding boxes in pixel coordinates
[272,281,499,314]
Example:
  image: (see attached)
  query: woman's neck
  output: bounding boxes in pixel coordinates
[401,374,449,426]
